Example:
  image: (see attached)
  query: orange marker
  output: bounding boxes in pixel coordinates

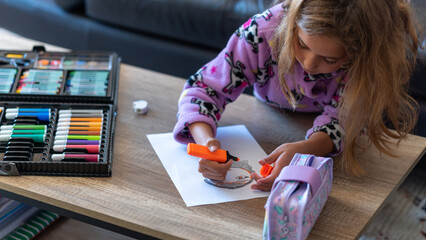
[56,126,102,131]
[58,117,103,122]
[187,143,239,163]
[260,164,274,177]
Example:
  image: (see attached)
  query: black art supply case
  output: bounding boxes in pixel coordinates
[0,46,120,176]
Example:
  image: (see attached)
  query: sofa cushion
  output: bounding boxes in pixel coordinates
[55,0,84,11]
[85,0,273,50]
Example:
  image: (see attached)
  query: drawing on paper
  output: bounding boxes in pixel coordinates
[204,160,254,189]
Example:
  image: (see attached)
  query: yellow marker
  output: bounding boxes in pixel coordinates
[5,53,23,58]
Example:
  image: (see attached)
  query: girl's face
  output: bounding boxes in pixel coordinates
[294,27,348,74]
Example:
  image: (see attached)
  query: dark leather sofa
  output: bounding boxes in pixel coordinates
[0,0,424,142]
[0,0,273,79]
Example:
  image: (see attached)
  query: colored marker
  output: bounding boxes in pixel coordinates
[57,122,102,127]
[6,54,23,58]
[0,129,46,135]
[5,112,50,121]
[55,130,101,136]
[54,139,100,145]
[53,145,100,154]
[59,109,103,114]
[51,153,99,162]
[0,125,47,130]
[18,79,62,83]
[17,89,59,94]
[59,113,104,118]
[56,126,102,131]
[6,108,50,113]
[186,143,239,163]
[55,135,101,141]
[0,133,45,143]
[58,118,102,122]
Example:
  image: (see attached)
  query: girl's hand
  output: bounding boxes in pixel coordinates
[251,141,308,191]
[197,138,233,181]
[251,132,334,191]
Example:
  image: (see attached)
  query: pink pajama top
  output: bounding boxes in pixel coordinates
[173,4,346,155]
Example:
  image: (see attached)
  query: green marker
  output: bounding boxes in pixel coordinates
[54,135,101,141]
[0,129,47,135]
[0,134,45,143]
[0,125,47,130]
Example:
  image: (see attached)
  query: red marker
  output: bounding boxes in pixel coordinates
[51,153,99,162]
[53,145,100,153]
[187,143,239,163]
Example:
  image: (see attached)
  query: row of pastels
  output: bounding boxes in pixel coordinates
[0,69,109,96]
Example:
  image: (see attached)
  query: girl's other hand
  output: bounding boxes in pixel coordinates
[251,132,334,191]
[198,138,233,181]
[251,141,308,191]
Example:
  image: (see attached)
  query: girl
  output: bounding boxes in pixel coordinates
[173,0,422,191]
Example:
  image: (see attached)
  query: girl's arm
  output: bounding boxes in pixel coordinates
[188,122,233,181]
[188,122,221,151]
[251,131,334,191]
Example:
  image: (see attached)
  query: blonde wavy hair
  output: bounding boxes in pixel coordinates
[272,0,422,175]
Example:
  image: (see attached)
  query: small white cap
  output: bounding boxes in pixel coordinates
[133,100,148,114]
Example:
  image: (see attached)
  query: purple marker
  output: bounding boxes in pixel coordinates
[54,139,100,145]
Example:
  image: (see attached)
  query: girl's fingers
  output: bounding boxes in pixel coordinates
[251,172,275,191]
[251,183,273,191]
[202,173,227,181]
[199,158,233,172]
[260,146,286,165]
[252,172,263,181]
[198,166,226,177]
[205,138,221,152]
[272,151,293,173]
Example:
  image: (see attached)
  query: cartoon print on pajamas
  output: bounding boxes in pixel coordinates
[187,66,218,98]
[255,56,276,87]
[191,97,221,123]
[253,9,273,20]
[291,89,304,103]
[235,9,272,53]
[331,82,345,108]
[313,119,343,151]
[303,72,332,82]
[222,52,249,94]
[178,122,192,138]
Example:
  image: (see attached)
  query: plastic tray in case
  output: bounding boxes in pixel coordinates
[0,46,120,176]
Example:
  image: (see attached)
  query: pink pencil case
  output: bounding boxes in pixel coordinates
[263,153,333,240]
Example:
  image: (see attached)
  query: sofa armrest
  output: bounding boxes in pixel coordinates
[54,0,84,11]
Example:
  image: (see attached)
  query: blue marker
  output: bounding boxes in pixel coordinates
[5,112,50,121]
[6,108,50,113]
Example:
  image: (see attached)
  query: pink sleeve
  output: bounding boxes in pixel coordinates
[173,8,280,144]
[305,79,346,156]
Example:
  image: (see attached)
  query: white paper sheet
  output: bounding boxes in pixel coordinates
[147,125,270,207]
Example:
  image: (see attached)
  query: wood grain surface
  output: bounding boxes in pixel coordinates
[0,29,425,240]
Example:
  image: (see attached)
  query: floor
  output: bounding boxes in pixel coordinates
[36,218,136,240]
[359,164,426,240]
